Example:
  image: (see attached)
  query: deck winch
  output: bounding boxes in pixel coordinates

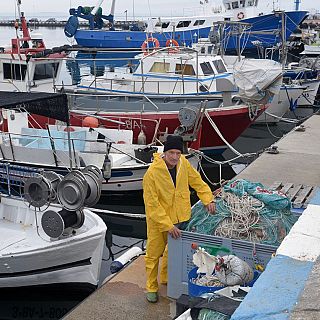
[24,165,103,238]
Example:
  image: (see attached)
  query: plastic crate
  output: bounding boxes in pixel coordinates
[167,230,277,299]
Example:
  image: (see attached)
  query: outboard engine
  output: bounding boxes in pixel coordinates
[24,165,103,239]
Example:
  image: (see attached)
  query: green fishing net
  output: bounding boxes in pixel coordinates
[186,179,298,246]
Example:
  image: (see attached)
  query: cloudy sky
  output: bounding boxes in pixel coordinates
[1,0,317,18]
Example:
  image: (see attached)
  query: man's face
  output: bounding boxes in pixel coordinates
[164,149,181,169]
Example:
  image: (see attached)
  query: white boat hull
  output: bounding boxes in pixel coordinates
[296,79,320,106]
[255,85,305,124]
[0,197,107,288]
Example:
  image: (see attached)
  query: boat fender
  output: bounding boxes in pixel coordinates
[237,12,245,19]
[102,154,112,180]
[110,246,143,273]
[137,129,147,145]
[64,16,79,38]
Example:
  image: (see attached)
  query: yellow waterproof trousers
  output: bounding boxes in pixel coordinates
[145,229,168,293]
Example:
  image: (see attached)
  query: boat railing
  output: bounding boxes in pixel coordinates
[73,73,218,96]
[0,161,43,197]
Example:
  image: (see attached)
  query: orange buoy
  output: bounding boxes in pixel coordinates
[83,116,99,128]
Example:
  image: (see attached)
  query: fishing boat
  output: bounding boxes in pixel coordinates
[0,91,204,239]
[0,0,67,93]
[0,163,107,290]
[72,47,234,99]
[68,47,285,129]
[65,0,308,54]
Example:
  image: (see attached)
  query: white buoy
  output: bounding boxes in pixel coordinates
[110,246,143,273]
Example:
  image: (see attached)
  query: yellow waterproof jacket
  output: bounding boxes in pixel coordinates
[143,153,213,232]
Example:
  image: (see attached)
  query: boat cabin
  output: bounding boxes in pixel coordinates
[126,49,231,95]
[222,0,260,20]
[0,53,64,93]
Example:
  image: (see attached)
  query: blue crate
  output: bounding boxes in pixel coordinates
[167,230,277,299]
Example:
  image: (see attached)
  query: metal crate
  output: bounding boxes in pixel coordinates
[167,230,277,299]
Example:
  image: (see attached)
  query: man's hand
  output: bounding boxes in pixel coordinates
[168,225,181,239]
[205,201,216,214]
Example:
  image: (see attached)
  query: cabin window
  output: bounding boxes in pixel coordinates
[175,64,195,76]
[212,59,227,73]
[162,22,170,28]
[3,63,27,80]
[225,3,231,10]
[33,63,59,80]
[247,0,254,6]
[200,62,214,75]
[149,62,170,73]
[232,1,239,9]
[176,20,191,28]
[240,0,246,7]
[194,20,205,26]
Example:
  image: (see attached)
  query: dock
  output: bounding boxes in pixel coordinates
[63,257,173,320]
[0,19,138,29]
[64,114,320,320]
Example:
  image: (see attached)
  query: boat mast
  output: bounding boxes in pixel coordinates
[110,0,116,16]
[91,0,105,15]
[16,0,31,39]
[294,0,301,11]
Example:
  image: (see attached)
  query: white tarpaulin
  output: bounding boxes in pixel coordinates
[233,59,283,103]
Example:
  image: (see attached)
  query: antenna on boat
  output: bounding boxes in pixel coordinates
[294,0,301,11]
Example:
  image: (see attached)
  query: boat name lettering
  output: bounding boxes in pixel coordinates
[123,119,141,130]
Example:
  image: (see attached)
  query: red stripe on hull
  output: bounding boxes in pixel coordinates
[25,105,266,152]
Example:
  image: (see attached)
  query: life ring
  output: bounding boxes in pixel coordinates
[166,39,180,53]
[237,12,245,19]
[141,37,160,55]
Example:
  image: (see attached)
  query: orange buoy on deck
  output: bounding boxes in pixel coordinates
[83,116,99,128]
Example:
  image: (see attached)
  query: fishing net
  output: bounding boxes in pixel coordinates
[186,179,297,246]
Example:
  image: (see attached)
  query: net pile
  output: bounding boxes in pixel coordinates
[186,179,297,246]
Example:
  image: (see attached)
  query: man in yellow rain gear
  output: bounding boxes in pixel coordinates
[143,135,215,303]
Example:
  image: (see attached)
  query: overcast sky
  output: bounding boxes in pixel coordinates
[1,0,318,18]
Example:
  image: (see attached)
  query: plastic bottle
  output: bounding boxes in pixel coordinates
[110,246,143,274]
[191,243,231,256]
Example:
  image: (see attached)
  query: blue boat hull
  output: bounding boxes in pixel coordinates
[74,11,307,52]
[224,11,308,51]
[75,27,211,49]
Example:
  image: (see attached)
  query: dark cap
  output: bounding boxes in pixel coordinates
[164,135,183,153]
